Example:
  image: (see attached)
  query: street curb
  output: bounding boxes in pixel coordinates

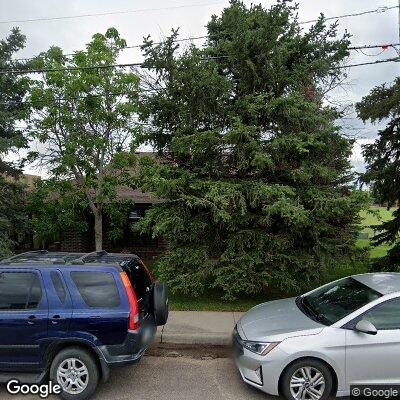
[155,325,232,346]
[161,333,231,346]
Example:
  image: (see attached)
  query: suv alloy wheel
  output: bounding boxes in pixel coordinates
[50,347,99,400]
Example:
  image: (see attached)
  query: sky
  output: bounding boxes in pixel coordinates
[0,0,399,176]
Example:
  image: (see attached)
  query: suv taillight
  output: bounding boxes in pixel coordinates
[120,272,140,331]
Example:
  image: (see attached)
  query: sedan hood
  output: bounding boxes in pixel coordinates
[238,297,324,342]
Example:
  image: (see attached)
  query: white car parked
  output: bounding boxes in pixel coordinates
[233,273,400,400]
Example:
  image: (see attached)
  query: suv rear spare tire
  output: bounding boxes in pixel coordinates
[153,281,168,326]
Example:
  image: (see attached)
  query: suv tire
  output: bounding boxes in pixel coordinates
[281,358,333,400]
[153,281,169,326]
[50,346,99,400]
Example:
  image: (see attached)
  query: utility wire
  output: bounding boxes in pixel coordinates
[14,36,210,62]
[355,48,388,57]
[299,4,399,24]
[349,42,400,49]
[1,55,398,106]
[1,2,398,25]
[0,55,398,76]
[0,1,226,24]
[10,3,400,62]
[335,57,399,69]
[2,62,144,74]
[0,56,228,75]
[13,40,400,63]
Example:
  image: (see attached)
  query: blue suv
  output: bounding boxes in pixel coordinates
[0,250,168,400]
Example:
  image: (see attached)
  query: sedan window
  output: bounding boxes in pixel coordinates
[363,298,400,330]
[299,277,381,325]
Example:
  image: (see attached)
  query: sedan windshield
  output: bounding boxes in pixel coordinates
[297,277,382,325]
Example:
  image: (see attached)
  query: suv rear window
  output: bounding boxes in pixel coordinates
[71,271,120,308]
[0,272,42,310]
[126,260,153,300]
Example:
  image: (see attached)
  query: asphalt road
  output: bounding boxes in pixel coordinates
[0,350,274,400]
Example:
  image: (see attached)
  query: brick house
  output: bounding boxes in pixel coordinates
[57,187,165,265]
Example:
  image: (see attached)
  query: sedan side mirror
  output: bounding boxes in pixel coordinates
[355,319,377,335]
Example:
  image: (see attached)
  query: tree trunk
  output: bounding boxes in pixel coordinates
[94,209,103,251]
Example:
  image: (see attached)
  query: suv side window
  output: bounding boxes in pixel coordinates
[363,298,400,330]
[51,271,67,303]
[0,272,42,310]
[71,271,120,308]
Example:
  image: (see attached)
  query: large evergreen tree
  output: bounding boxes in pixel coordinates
[357,77,400,267]
[0,29,30,257]
[138,0,367,298]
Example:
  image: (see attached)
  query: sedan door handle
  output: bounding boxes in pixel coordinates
[27,315,37,325]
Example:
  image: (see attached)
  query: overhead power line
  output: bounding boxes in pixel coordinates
[1,55,398,76]
[0,56,228,75]
[335,57,399,68]
[14,36,210,62]
[1,2,398,25]
[14,39,400,63]
[355,48,387,57]
[0,1,226,24]
[299,4,399,24]
[1,57,398,106]
[3,61,144,75]
[349,42,400,50]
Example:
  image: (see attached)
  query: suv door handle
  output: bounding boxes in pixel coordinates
[27,315,36,325]
[51,315,63,324]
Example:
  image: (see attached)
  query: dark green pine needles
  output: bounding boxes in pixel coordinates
[137,0,368,299]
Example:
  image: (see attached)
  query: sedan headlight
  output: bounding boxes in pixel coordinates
[242,341,279,356]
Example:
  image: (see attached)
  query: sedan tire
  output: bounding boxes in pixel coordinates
[281,358,333,400]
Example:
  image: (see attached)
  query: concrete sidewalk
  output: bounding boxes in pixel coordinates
[156,311,244,346]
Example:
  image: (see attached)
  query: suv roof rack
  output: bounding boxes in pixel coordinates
[71,250,139,265]
[0,250,139,266]
[0,250,85,265]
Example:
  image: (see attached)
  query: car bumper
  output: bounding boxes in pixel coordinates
[232,326,286,396]
[100,323,157,368]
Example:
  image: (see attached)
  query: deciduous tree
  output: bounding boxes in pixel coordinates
[28,28,140,250]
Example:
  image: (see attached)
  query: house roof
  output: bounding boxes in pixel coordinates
[2,173,41,192]
[116,186,164,204]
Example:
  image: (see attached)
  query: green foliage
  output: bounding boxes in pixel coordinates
[357,77,400,267]
[0,177,28,258]
[0,28,30,175]
[27,179,88,245]
[27,28,141,250]
[28,178,133,247]
[103,199,134,242]
[0,29,30,257]
[138,1,368,299]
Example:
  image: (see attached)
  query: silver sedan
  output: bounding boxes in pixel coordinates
[233,273,400,400]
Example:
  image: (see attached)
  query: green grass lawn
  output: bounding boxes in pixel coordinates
[357,206,396,258]
[359,206,395,236]
[169,292,266,312]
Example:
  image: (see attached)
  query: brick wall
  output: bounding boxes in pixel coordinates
[60,229,93,252]
[59,226,165,265]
